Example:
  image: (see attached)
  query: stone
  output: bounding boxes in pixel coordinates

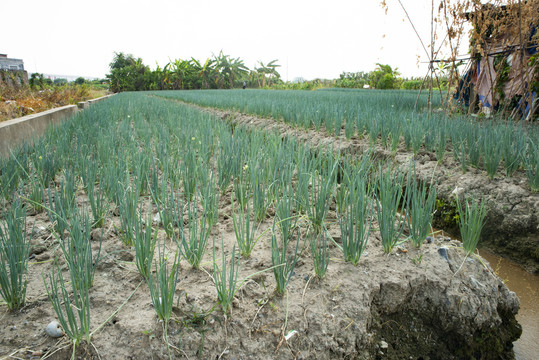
[45,321,63,338]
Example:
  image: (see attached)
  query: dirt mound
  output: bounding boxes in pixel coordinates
[0,203,521,359]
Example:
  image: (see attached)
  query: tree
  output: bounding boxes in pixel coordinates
[29,73,45,89]
[369,63,400,89]
[213,51,249,89]
[336,71,369,88]
[198,58,216,89]
[53,78,68,86]
[165,59,185,90]
[254,60,281,87]
[228,56,249,88]
[106,50,281,91]
[74,77,86,85]
[107,52,149,92]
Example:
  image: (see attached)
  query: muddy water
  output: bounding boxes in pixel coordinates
[479,250,539,360]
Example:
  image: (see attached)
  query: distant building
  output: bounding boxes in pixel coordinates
[0,54,28,87]
[0,54,25,71]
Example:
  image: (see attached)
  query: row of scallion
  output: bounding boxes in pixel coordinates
[0,92,489,355]
[153,88,539,190]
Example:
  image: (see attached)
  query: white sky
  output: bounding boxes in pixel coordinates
[4,0,467,81]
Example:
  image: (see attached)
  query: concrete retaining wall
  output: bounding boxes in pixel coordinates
[87,94,114,106]
[0,94,114,157]
[78,94,115,109]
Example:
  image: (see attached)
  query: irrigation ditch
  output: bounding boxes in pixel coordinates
[0,92,535,359]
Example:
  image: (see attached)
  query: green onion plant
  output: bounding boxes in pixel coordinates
[180,197,210,269]
[338,177,373,265]
[375,165,407,254]
[455,195,488,256]
[61,206,102,289]
[435,128,447,164]
[309,231,329,278]
[501,126,525,177]
[251,165,268,222]
[306,155,337,233]
[482,129,503,179]
[47,184,70,239]
[405,166,437,248]
[116,182,140,246]
[27,173,44,213]
[134,213,157,279]
[232,199,260,258]
[0,197,31,310]
[271,223,300,295]
[524,139,539,191]
[87,178,108,228]
[466,128,481,168]
[44,261,91,355]
[275,185,298,247]
[157,184,184,239]
[181,150,198,201]
[212,239,240,314]
[147,239,180,322]
[234,172,250,210]
[201,171,219,227]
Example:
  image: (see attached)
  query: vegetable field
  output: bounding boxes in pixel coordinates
[155,89,539,187]
[0,92,530,359]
